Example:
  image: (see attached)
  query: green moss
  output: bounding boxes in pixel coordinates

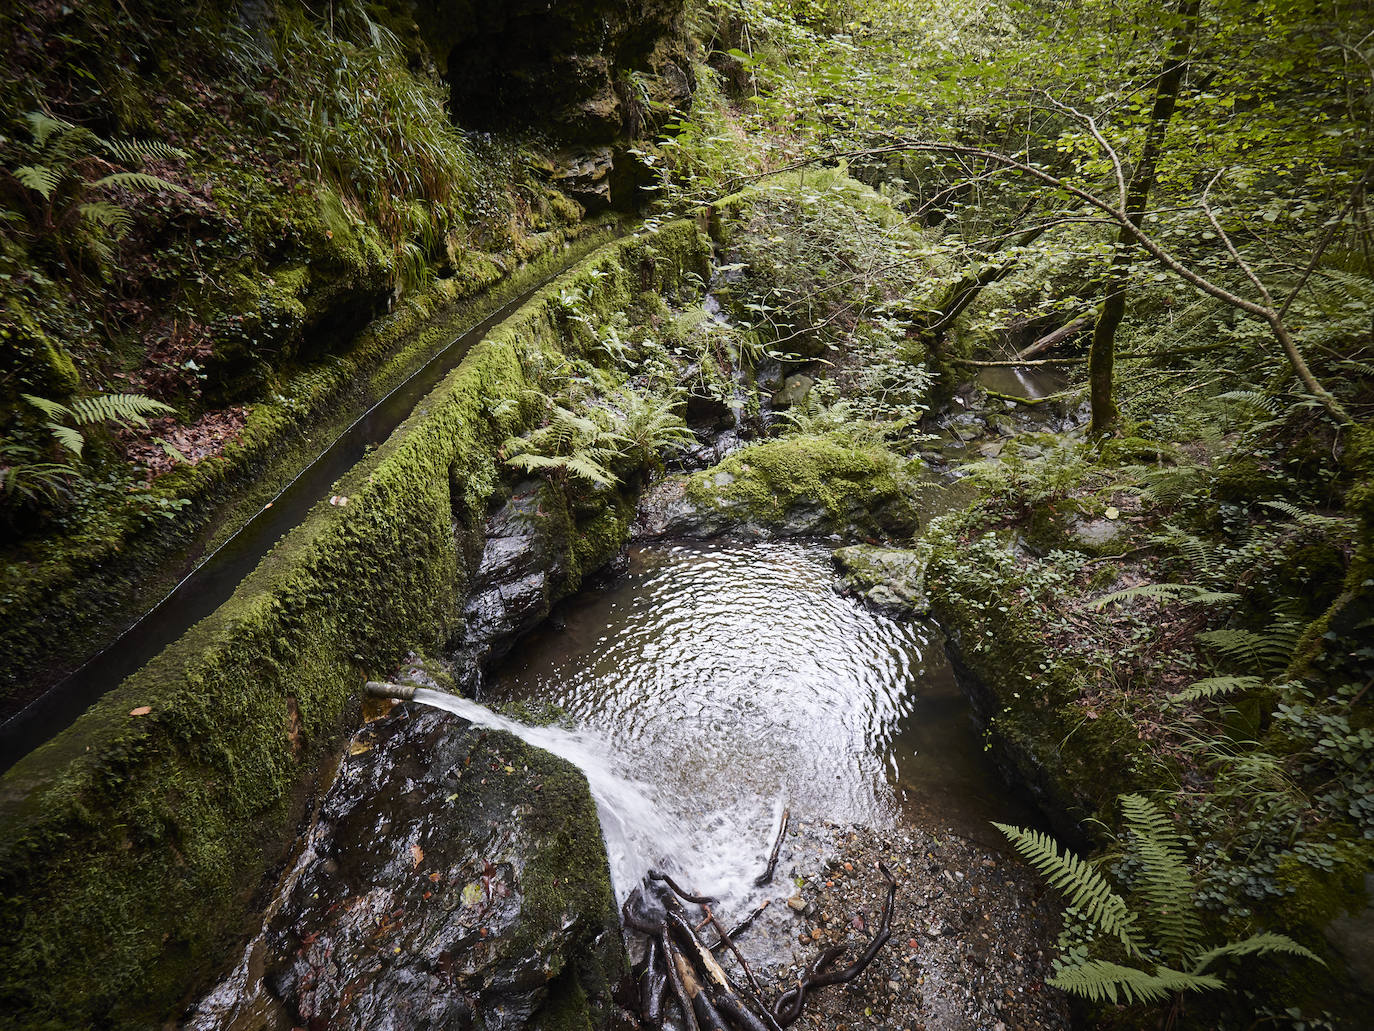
[922,525,1153,835]
[0,221,623,710]
[682,432,924,537]
[0,219,707,1030]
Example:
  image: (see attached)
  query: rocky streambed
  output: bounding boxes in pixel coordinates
[186,377,1080,1029]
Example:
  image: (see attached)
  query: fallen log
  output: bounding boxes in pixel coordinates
[1016,312,1094,360]
[620,826,898,1031]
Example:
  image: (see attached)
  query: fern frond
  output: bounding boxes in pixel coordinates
[560,454,617,486]
[1092,583,1197,609]
[1091,583,1236,610]
[24,111,70,150]
[92,171,188,196]
[1217,390,1281,415]
[47,423,84,457]
[14,165,61,199]
[67,393,174,428]
[1168,675,1263,705]
[1199,619,1299,674]
[1258,499,1303,520]
[1138,465,1208,508]
[78,201,133,235]
[22,394,72,421]
[1119,794,1202,965]
[103,137,187,165]
[1049,960,1222,1004]
[1190,932,1323,974]
[994,823,1142,955]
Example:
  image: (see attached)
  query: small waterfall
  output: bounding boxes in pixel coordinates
[408,688,692,901]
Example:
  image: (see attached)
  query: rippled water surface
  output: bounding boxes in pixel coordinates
[485,540,1032,900]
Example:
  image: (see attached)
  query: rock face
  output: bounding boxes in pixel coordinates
[187,705,626,1030]
[831,544,931,617]
[452,480,633,684]
[407,0,694,192]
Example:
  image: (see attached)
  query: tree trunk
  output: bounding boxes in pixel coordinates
[1089,0,1201,435]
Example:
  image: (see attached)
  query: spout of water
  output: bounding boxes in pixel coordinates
[364,680,416,701]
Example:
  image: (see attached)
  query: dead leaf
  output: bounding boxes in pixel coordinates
[410,844,424,869]
[348,740,372,756]
[129,705,152,717]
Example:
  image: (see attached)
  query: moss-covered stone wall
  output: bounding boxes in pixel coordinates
[0,221,620,712]
[0,219,709,1030]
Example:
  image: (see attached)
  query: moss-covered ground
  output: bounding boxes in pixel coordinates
[0,220,709,1030]
[0,0,623,708]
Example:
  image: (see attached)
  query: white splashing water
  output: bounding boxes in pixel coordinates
[411,687,775,905]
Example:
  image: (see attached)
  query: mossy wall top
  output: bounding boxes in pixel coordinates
[0,220,709,1031]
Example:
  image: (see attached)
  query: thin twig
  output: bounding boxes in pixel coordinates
[754,806,790,887]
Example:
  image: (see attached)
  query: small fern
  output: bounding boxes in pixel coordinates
[1167,675,1263,706]
[1216,389,1282,415]
[23,392,174,458]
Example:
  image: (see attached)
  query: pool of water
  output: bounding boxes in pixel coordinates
[483,540,1036,902]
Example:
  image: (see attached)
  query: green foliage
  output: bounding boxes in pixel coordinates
[222,4,479,263]
[3,111,187,276]
[1168,675,1264,706]
[504,401,622,487]
[997,794,1321,1011]
[22,391,174,458]
[992,821,1142,955]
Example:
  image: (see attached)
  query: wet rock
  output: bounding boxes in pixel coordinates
[1069,515,1122,551]
[770,373,814,409]
[451,480,630,681]
[187,709,625,1030]
[454,486,563,673]
[548,147,616,210]
[831,544,931,617]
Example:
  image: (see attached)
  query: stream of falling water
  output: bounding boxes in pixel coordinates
[412,540,1037,910]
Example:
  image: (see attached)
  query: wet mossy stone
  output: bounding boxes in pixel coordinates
[636,433,924,541]
[186,707,625,1029]
[832,543,931,617]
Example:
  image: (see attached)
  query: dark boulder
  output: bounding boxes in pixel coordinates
[186,707,626,1030]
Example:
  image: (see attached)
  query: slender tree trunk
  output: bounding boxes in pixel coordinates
[1089,0,1201,435]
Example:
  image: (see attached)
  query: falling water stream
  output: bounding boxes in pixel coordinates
[414,540,1039,908]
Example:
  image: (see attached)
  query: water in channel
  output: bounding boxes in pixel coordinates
[470,539,1035,906]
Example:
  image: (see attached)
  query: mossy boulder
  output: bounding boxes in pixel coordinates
[832,543,931,616]
[186,708,626,1030]
[635,433,924,541]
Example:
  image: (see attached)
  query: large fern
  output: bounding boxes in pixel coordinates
[5,112,186,275]
[997,794,1322,1012]
[992,823,1142,955]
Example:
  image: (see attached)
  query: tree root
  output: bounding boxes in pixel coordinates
[618,818,898,1030]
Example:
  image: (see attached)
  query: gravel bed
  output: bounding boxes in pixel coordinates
[698,816,1071,1031]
